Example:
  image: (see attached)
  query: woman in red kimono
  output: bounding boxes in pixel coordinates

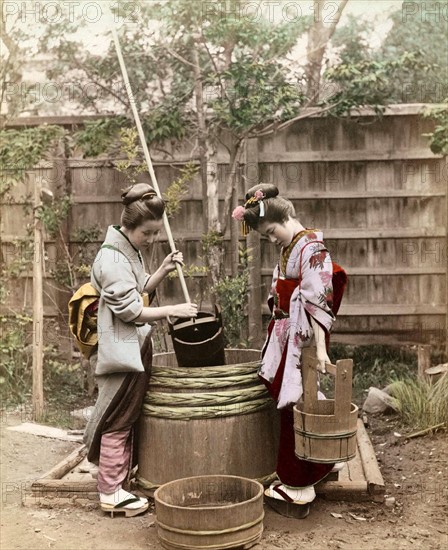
[232,183,347,517]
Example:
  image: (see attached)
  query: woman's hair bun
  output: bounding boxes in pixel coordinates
[121,183,157,205]
[245,183,279,201]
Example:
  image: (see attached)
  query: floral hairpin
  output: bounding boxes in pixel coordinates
[232,189,266,236]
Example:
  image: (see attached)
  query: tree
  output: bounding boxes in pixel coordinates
[37,0,313,291]
[329,1,447,105]
[27,0,433,315]
[305,0,348,102]
[380,0,448,104]
[0,0,30,125]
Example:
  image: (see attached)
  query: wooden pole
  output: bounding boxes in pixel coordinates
[32,172,45,421]
[246,138,263,348]
[230,167,239,277]
[109,24,190,303]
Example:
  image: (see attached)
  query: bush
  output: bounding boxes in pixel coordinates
[388,374,448,430]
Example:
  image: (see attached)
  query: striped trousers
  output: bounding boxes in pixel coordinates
[97,428,132,494]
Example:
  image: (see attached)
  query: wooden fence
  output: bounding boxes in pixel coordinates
[1,105,447,350]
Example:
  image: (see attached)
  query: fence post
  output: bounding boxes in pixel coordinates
[417,344,431,380]
[32,170,44,421]
[246,138,263,349]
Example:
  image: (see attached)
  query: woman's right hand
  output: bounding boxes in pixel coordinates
[170,302,198,318]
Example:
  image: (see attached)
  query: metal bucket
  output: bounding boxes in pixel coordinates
[168,305,226,367]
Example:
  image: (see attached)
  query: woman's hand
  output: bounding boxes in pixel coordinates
[169,302,198,318]
[161,250,184,274]
[310,316,329,373]
[316,348,331,374]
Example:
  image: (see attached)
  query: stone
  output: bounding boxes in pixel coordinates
[362,387,399,414]
[385,497,396,507]
[70,406,94,429]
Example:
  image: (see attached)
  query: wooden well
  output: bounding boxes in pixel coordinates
[294,348,358,463]
[137,349,279,494]
[154,475,264,550]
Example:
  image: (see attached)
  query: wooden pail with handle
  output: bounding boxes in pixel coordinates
[168,305,226,368]
[293,348,358,463]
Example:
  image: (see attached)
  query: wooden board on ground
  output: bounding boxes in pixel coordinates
[25,419,385,507]
[316,419,385,502]
[24,445,98,507]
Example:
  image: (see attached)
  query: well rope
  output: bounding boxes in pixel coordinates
[143,360,271,419]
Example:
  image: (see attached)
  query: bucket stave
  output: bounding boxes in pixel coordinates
[155,475,264,550]
[138,349,279,493]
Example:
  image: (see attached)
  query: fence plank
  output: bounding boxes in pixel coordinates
[1,109,445,345]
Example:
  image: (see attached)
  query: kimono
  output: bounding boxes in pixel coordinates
[83,226,153,486]
[259,229,337,488]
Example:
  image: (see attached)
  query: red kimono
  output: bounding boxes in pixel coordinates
[259,229,347,488]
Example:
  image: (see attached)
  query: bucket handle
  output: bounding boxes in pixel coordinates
[166,305,223,337]
[301,348,354,427]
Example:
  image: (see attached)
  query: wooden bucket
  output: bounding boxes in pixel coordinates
[293,348,358,463]
[137,349,279,493]
[168,305,226,368]
[154,475,264,550]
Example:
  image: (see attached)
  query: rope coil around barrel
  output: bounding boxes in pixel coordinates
[142,397,272,419]
[149,372,260,390]
[151,362,260,379]
[144,359,271,419]
[145,386,268,408]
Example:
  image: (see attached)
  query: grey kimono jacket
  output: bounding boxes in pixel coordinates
[91,225,152,375]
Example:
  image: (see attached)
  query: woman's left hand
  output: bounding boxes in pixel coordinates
[162,250,184,273]
[316,348,331,374]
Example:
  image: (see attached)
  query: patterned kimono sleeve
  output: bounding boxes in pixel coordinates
[299,242,335,332]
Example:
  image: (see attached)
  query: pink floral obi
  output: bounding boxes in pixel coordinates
[273,278,300,320]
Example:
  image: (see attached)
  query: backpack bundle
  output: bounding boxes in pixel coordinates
[68,282,101,359]
[68,244,151,359]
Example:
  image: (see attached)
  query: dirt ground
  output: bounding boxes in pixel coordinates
[1,411,447,550]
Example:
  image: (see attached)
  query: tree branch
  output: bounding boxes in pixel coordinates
[327,0,349,39]
[70,56,129,108]
[221,138,244,235]
[200,33,233,105]
[165,47,198,69]
[252,99,346,138]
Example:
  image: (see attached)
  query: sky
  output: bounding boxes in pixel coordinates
[4,0,405,54]
[84,0,403,51]
[2,0,413,115]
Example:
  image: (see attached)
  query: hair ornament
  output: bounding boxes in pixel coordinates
[231,188,266,236]
[232,206,245,222]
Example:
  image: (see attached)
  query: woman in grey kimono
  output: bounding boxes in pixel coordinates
[84,183,197,517]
